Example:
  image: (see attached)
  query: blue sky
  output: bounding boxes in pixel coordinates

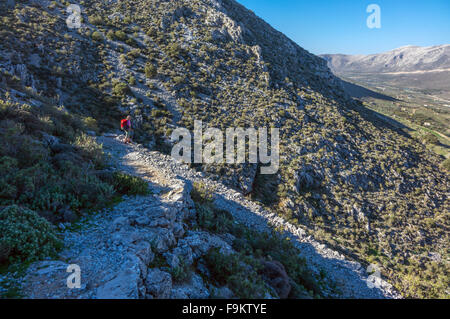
[237,0,450,55]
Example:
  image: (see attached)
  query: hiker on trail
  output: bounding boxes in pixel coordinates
[121,115,133,144]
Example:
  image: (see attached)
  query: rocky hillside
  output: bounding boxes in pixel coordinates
[13,134,399,299]
[0,0,449,298]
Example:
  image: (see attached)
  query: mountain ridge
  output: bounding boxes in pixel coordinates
[320,44,450,73]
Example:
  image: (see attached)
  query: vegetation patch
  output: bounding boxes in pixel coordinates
[191,182,325,299]
[0,205,62,264]
[111,172,150,196]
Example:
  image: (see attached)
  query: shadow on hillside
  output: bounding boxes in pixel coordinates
[208,191,392,299]
[340,96,413,141]
[359,106,411,134]
[341,80,399,102]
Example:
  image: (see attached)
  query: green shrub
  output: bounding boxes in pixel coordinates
[173,76,184,85]
[170,258,191,283]
[106,30,116,41]
[167,43,183,58]
[196,204,233,234]
[74,133,105,168]
[0,205,61,263]
[112,172,149,195]
[128,76,136,86]
[203,248,268,298]
[0,156,114,215]
[0,119,49,167]
[191,181,234,233]
[91,31,104,42]
[145,63,157,78]
[442,158,450,172]
[112,82,130,97]
[88,15,103,25]
[82,117,98,132]
[114,30,127,41]
[190,182,212,204]
[0,100,114,217]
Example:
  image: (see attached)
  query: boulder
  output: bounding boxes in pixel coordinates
[96,268,141,299]
[172,244,194,266]
[151,228,177,253]
[145,269,172,299]
[133,240,154,266]
[164,252,180,268]
[110,216,130,232]
[260,260,291,299]
[179,231,233,259]
[171,274,209,299]
[211,29,228,42]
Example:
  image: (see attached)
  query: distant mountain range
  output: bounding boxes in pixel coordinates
[320,45,450,74]
[321,45,450,101]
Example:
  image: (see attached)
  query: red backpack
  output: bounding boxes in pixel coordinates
[121,119,129,130]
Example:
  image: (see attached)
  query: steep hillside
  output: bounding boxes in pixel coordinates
[0,0,449,298]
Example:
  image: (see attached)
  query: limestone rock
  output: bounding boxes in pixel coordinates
[145,269,172,299]
[179,231,233,259]
[171,274,209,299]
[173,244,194,266]
[96,268,141,299]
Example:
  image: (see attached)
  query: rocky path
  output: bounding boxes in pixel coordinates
[20,135,401,299]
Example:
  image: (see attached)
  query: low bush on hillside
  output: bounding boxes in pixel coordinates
[441,158,450,172]
[91,31,103,42]
[144,63,157,78]
[111,172,150,196]
[112,82,130,97]
[0,205,62,263]
[88,15,103,26]
[106,30,116,41]
[128,76,136,86]
[114,30,127,41]
[204,248,269,299]
[0,101,114,216]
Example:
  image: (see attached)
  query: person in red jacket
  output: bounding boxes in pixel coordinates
[120,115,133,144]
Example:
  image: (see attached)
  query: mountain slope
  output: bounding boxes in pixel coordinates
[19,134,399,299]
[0,0,449,298]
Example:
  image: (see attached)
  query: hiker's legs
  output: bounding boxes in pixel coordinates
[128,130,133,143]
